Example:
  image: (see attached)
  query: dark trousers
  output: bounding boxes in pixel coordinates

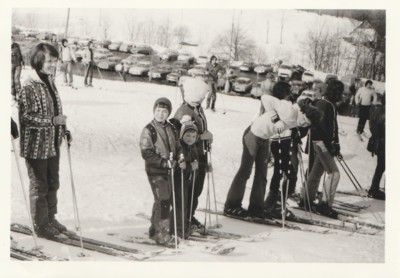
[268,139,297,194]
[25,150,60,229]
[148,175,171,241]
[357,105,371,134]
[206,82,217,109]
[370,151,385,192]
[84,63,94,85]
[225,127,269,213]
[187,150,207,218]
[170,171,190,238]
[11,65,22,97]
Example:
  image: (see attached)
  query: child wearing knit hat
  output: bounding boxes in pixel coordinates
[169,121,199,238]
[139,97,183,246]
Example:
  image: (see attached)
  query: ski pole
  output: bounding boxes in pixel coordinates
[96,66,104,80]
[179,154,185,240]
[208,148,221,228]
[189,169,196,229]
[338,157,368,194]
[336,158,366,196]
[66,141,87,257]
[297,147,313,220]
[11,137,39,250]
[219,89,227,114]
[169,152,178,250]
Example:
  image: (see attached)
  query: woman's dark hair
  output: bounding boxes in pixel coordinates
[210,55,217,63]
[61,39,68,46]
[365,80,373,86]
[272,81,291,100]
[11,42,21,50]
[30,43,59,71]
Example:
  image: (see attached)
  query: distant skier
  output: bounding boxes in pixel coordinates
[355,80,377,136]
[205,55,224,111]
[18,42,72,238]
[299,80,344,218]
[59,39,77,87]
[172,78,213,229]
[139,97,182,246]
[367,93,385,200]
[11,37,25,101]
[224,81,322,218]
[82,40,95,87]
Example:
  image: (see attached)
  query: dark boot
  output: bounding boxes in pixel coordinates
[264,191,280,216]
[36,223,60,239]
[49,217,67,233]
[368,189,385,200]
[315,202,338,219]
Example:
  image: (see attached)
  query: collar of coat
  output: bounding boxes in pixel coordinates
[23,70,45,86]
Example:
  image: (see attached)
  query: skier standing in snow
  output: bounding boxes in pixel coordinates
[224,81,322,218]
[205,55,224,111]
[82,40,95,87]
[172,78,213,229]
[355,80,377,136]
[59,39,77,87]
[11,37,25,101]
[140,97,182,246]
[168,121,199,238]
[18,42,72,238]
[367,93,385,200]
[299,80,344,218]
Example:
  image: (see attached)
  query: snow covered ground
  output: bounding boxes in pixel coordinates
[8,68,394,276]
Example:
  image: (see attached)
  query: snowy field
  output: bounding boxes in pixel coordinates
[10,68,386,263]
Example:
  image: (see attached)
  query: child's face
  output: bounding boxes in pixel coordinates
[154,107,169,123]
[182,131,197,146]
[40,52,58,76]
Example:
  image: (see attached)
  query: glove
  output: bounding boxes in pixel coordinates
[11,118,19,139]
[178,154,186,170]
[191,160,199,171]
[200,130,213,143]
[206,163,213,173]
[168,160,177,169]
[65,130,73,144]
[52,115,67,125]
[329,143,341,157]
[274,120,285,134]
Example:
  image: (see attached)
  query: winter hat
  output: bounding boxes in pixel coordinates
[182,78,209,105]
[272,81,291,100]
[180,121,198,139]
[153,97,172,115]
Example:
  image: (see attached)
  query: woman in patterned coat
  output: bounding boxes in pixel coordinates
[18,43,72,238]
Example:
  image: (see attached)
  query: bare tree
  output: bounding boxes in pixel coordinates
[173,25,191,43]
[100,13,112,39]
[26,13,38,29]
[211,14,256,62]
[124,11,143,42]
[280,11,285,44]
[156,17,173,47]
[141,20,156,45]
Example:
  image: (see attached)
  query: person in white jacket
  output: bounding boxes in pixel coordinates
[82,41,95,87]
[59,39,77,87]
[224,81,321,218]
[355,80,377,135]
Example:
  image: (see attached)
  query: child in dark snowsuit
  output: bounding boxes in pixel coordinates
[139,97,182,246]
[169,122,199,239]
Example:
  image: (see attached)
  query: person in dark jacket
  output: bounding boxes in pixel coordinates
[299,80,344,218]
[18,43,72,238]
[11,37,25,100]
[82,40,95,87]
[169,122,199,238]
[172,78,212,229]
[367,94,385,200]
[139,97,183,246]
[205,55,224,111]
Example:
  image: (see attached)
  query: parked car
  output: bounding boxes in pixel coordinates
[230,60,244,69]
[298,89,321,101]
[277,64,293,80]
[217,70,237,90]
[97,56,122,71]
[250,82,263,99]
[131,45,153,55]
[177,52,195,64]
[149,64,173,80]
[173,60,191,70]
[254,64,273,74]
[108,41,122,51]
[196,55,208,65]
[115,54,146,73]
[160,50,179,61]
[93,53,108,66]
[188,65,207,78]
[119,42,135,53]
[166,68,188,84]
[128,60,152,76]
[239,62,255,72]
[302,71,315,83]
[94,48,113,58]
[95,39,112,49]
[232,77,253,94]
